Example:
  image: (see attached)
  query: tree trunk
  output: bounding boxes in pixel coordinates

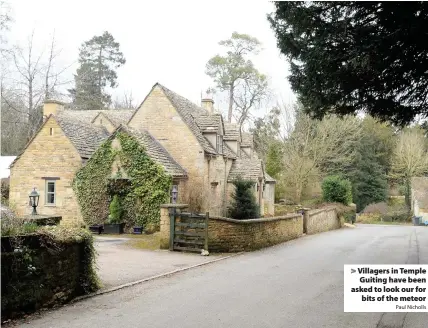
[405,177,411,212]
[228,83,234,123]
[98,46,103,109]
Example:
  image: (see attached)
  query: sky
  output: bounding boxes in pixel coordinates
[5,0,295,117]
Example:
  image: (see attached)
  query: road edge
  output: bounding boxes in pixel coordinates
[72,252,244,302]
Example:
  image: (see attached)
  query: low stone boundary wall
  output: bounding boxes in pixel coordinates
[1,229,98,320]
[208,214,303,252]
[160,203,355,253]
[304,206,341,235]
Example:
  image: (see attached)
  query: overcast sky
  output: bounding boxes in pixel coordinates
[6,0,295,116]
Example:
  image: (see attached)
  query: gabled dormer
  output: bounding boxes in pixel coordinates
[224,123,240,156]
[240,132,254,158]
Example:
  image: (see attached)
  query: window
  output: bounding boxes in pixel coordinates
[216,135,223,153]
[49,128,53,135]
[46,181,56,205]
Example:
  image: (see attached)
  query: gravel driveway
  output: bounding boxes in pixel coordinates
[94,236,227,289]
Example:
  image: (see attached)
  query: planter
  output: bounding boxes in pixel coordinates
[133,226,144,234]
[89,224,104,234]
[103,223,125,234]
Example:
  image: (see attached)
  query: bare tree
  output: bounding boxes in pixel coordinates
[233,71,269,129]
[112,90,137,109]
[277,106,361,203]
[1,30,72,155]
[389,127,428,209]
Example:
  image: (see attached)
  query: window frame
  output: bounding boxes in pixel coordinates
[45,180,56,206]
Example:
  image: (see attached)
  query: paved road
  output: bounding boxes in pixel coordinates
[16,225,428,328]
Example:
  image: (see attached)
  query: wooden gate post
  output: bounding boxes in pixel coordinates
[160,204,188,250]
[169,207,175,251]
[204,212,209,251]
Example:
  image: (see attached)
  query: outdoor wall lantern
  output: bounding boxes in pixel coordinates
[171,185,178,204]
[29,187,40,215]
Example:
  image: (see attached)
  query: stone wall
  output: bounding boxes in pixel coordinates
[208,214,303,252]
[304,206,341,235]
[160,205,302,252]
[1,231,97,319]
[128,85,207,211]
[9,117,83,226]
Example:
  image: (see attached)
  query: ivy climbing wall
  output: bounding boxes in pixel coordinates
[73,132,172,230]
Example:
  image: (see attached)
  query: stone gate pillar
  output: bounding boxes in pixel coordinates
[159,204,188,249]
[302,208,311,234]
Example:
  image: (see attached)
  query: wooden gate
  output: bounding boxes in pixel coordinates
[170,210,209,253]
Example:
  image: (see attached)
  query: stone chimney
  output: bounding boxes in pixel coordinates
[201,98,214,114]
[43,99,64,119]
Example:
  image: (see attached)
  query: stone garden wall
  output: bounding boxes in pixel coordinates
[207,214,303,252]
[1,229,98,320]
[160,204,353,253]
[304,206,341,235]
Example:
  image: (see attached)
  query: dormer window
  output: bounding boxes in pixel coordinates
[217,135,223,153]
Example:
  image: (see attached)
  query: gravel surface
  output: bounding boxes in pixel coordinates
[94,236,227,289]
[13,225,428,328]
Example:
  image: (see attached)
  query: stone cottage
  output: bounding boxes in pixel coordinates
[9,83,275,225]
[411,177,428,221]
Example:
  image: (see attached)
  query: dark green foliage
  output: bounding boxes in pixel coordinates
[269,2,428,125]
[251,107,282,161]
[322,176,352,205]
[228,178,260,220]
[350,121,390,211]
[69,31,126,110]
[74,140,115,226]
[74,132,172,229]
[117,133,172,229]
[266,141,283,179]
[108,195,123,224]
[1,227,99,319]
[352,151,388,212]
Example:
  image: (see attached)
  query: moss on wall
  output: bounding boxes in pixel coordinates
[1,226,99,320]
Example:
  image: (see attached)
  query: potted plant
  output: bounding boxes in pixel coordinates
[133,225,144,234]
[103,195,125,234]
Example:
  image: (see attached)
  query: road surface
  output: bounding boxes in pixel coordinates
[15,225,428,328]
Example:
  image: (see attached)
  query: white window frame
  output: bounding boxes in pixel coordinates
[45,180,56,205]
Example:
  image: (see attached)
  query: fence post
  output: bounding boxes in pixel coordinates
[169,207,176,251]
[204,212,209,251]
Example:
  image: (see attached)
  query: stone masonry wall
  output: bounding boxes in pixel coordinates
[305,207,340,235]
[9,117,83,226]
[128,86,208,210]
[1,235,90,319]
[208,214,303,252]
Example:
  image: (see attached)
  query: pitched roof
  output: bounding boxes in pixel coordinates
[228,158,264,182]
[224,123,240,141]
[195,114,222,132]
[241,132,253,147]
[119,126,187,178]
[56,112,110,160]
[156,84,217,155]
[412,177,428,208]
[9,114,109,168]
[265,172,276,183]
[94,110,136,127]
